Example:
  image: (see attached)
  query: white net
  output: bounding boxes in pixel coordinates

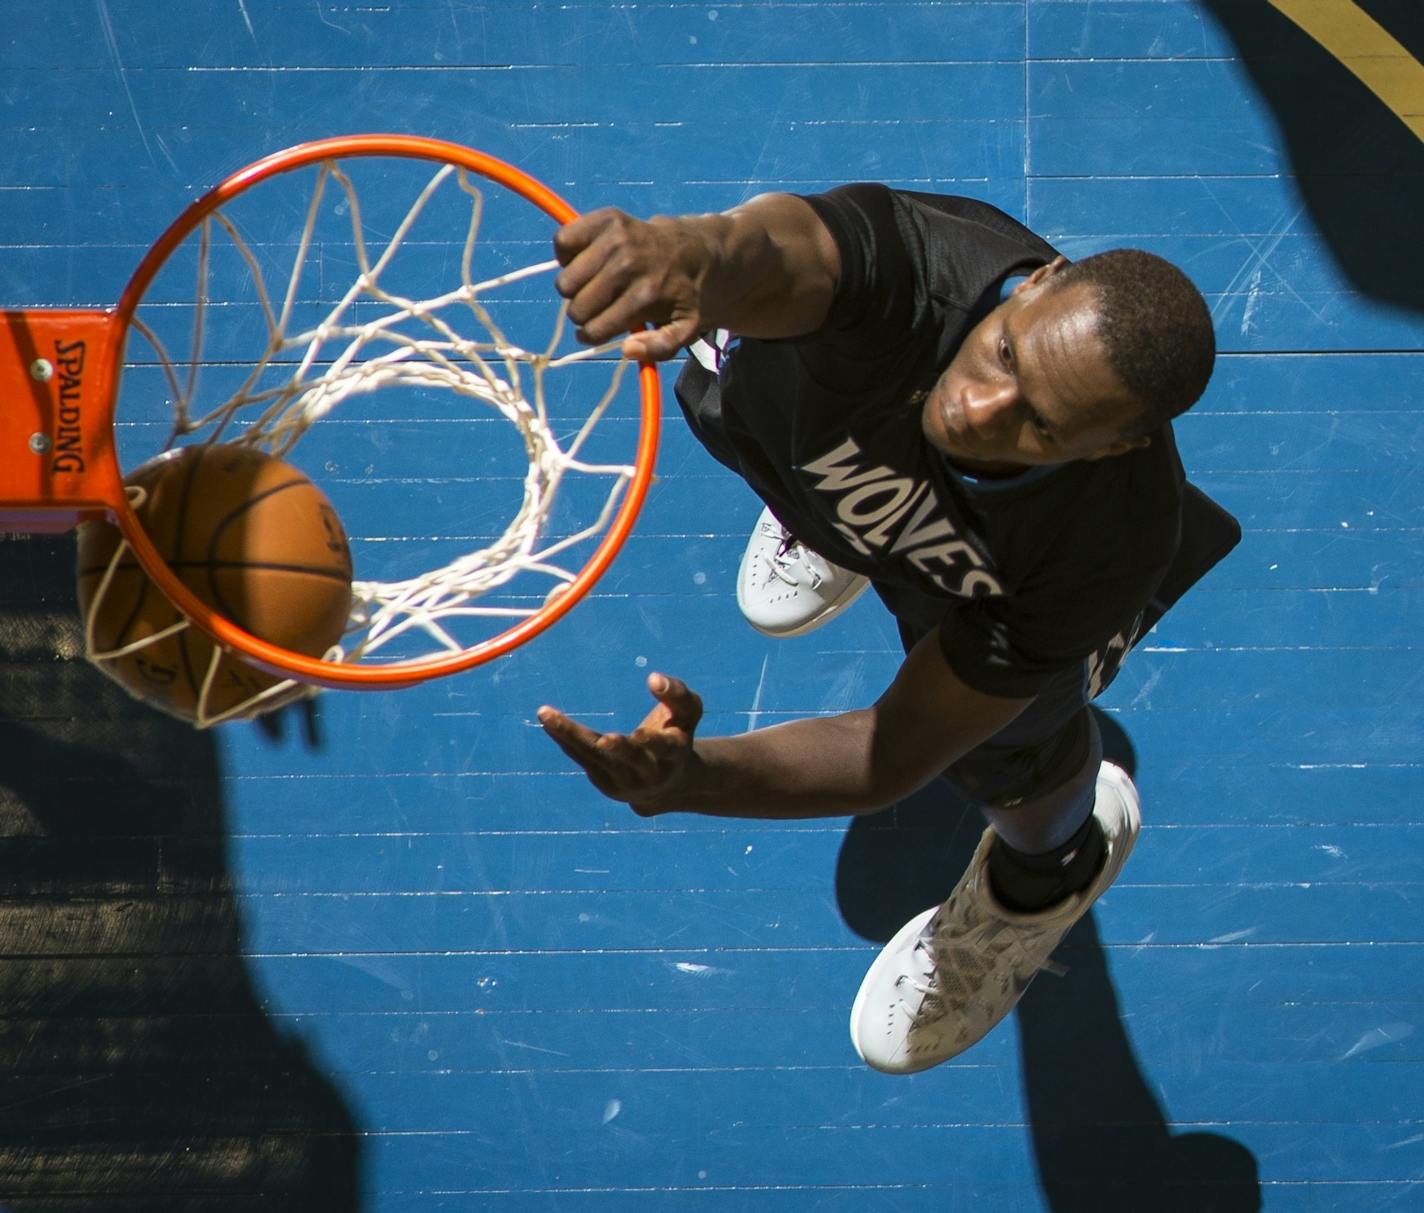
[92,154,649,721]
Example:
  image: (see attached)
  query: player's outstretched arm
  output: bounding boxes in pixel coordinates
[552,193,840,362]
[537,635,1033,820]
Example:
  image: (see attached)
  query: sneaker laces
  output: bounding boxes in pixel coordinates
[765,533,825,589]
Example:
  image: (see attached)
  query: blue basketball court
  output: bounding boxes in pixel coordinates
[1,2,1420,1209]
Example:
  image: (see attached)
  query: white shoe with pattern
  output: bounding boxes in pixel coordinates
[849,762,1141,1074]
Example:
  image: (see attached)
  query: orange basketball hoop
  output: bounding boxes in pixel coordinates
[0,135,661,696]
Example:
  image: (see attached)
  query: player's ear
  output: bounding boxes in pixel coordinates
[1082,434,1151,462]
[1012,255,1069,296]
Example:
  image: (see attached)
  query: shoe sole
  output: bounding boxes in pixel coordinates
[1082,760,1140,902]
[848,904,940,1073]
[741,573,872,639]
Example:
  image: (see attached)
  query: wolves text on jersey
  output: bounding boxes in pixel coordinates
[801,438,1006,599]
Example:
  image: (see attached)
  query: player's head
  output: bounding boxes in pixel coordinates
[1050,249,1216,435]
[920,251,1215,475]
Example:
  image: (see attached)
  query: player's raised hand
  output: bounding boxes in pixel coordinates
[538,673,704,815]
[552,209,717,363]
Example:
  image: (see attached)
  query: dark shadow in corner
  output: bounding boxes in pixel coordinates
[0,535,360,1212]
[834,707,1261,1212]
[1202,0,1423,310]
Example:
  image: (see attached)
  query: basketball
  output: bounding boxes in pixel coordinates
[76,444,353,725]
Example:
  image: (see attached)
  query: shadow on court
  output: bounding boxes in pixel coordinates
[0,536,360,1212]
[835,709,1262,1213]
[1203,0,1422,312]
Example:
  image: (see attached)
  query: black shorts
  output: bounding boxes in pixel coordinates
[879,580,1097,806]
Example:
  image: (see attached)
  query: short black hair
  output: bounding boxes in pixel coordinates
[1051,249,1216,436]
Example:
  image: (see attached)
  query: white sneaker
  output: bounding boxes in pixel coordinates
[736,507,870,637]
[849,762,1141,1074]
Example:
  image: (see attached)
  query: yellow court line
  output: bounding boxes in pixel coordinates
[1269,0,1424,141]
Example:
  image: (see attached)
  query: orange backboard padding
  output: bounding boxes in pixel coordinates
[0,135,661,691]
[0,310,126,529]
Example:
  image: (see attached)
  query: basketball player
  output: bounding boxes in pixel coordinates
[536,185,1234,1074]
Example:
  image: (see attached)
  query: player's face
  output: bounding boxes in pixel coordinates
[921,263,1148,476]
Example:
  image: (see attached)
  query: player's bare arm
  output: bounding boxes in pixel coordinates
[538,632,1031,820]
[552,193,840,362]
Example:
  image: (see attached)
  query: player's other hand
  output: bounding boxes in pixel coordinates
[553,209,712,363]
[538,673,703,815]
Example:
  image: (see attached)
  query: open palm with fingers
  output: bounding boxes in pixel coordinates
[538,673,704,815]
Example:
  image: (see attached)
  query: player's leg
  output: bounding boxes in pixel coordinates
[961,694,1111,914]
